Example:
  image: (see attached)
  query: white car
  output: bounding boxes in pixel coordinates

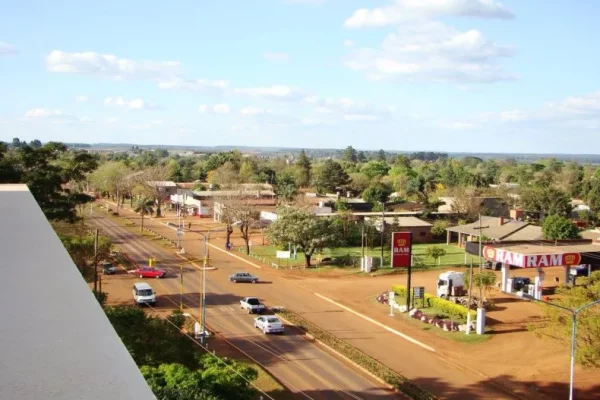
[132,282,156,306]
[254,316,284,334]
[240,297,266,314]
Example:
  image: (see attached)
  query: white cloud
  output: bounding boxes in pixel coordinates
[104,96,157,110]
[157,77,229,91]
[234,85,302,101]
[344,40,355,48]
[344,0,513,29]
[498,109,526,121]
[264,52,290,62]
[345,22,514,83]
[24,109,63,118]
[75,95,88,103]
[344,114,379,122]
[199,104,231,114]
[213,104,231,114]
[46,50,182,80]
[541,91,600,118]
[240,107,265,116]
[0,40,17,55]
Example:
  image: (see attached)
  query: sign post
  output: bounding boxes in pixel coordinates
[391,232,413,310]
[413,286,425,309]
[388,291,395,316]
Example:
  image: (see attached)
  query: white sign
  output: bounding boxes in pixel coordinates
[276,251,291,259]
[389,291,395,300]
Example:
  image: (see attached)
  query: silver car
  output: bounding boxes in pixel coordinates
[229,272,259,283]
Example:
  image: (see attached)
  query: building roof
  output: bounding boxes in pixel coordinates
[0,185,154,400]
[148,180,177,187]
[193,190,276,197]
[366,216,432,227]
[446,216,541,240]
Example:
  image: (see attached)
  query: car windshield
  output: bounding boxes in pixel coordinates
[267,318,280,324]
[138,289,153,296]
[247,298,259,305]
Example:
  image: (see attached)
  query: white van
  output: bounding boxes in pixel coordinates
[132,282,156,306]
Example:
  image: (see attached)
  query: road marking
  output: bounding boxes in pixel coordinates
[208,243,262,269]
[227,306,235,312]
[314,293,436,353]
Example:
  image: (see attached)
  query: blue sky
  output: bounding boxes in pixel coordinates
[1,0,600,153]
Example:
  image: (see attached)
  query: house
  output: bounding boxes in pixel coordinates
[570,199,591,219]
[446,216,543,247]
[0,185,154,399]
[169,190,211,217]
[147,181,178,197]
[365,216,433,243]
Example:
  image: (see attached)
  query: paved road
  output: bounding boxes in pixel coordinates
[95,203,533,400]
[92,214,396,400]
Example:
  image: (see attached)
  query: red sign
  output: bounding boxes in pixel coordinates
[391,232,412,268]
[483,246,582,268]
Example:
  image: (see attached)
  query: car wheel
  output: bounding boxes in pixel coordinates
[263,328,268,334]
[233,280,237,283]
[248,309,252,314]
[156,275,161,279]
[252,280,257,284]
[139,274,143,278]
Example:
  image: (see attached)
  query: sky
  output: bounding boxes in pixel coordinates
[1,0,600,153]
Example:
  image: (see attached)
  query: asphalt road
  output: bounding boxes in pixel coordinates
[92,214,396,400]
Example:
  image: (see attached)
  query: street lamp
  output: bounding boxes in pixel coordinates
[521,293,600,399]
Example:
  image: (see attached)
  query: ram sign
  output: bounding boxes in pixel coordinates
[483,246,582,268]
[391,232,412,268]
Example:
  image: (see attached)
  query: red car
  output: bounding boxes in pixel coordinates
[135,267,166,279]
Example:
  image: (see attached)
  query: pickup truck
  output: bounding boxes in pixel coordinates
[240,297,266,314]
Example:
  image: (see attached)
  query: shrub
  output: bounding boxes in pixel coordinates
[392,284,475,319]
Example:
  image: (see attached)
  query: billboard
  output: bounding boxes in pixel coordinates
[483,246,582,268]
[391,232,412,268]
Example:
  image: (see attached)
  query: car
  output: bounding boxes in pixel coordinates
[254,316,284,334]
[135,267,166,279]
[229,272,259,283]
[240,297,266,314]
[102,261,117,275]
[132,282,156,306]
[483,260,502,271]
[511,277,531,292]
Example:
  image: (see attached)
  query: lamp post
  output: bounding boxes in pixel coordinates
[522,294,600,399]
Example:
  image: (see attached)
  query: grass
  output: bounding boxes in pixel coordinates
[246,243,482,271]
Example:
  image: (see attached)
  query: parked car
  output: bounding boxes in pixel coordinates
[512,277,531,292]
[132,282,156,306]
[240,297,266,314]
[102,261,117,275]
[254,316,284,334]
[483,260,502,271]
[229,272,259,283]
[135,267,166,279]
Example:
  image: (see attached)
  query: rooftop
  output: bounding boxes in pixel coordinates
[446,216,542,240]
[0,185,154,400]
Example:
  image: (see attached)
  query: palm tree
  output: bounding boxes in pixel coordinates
[133,197,154,232]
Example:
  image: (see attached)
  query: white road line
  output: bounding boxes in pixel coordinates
[314,293,435,353]
[227,306,235,312]
[219,307,227,312]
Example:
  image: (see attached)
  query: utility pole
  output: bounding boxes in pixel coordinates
[93,229,99,294]
[200,231,210,344]
[180,263,184,312]
[474,214,489,271]
[380,206,385,268]
[361,222,365,259]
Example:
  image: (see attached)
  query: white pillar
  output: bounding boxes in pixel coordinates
[501,263,509,292]
[588,264,592,277]
[476,308,486,335]
[534,267,543,300]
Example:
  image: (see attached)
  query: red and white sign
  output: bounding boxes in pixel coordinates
[391,232,412,268]
[483,246,582,268]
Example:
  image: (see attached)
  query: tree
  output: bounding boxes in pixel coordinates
[312,159,349,193]
[519,186,572,217]
[274,172,297,203]
[542,214,580,240]
[267,206,340,267]
[60,233,112,281]
[376,149,386,162]
[295,150,311,187]
[361,183,392,205]
[343,146,358,163]
[360,160,390,180]
[140,165,171,217]
[89,161,130,207]
[465,271,497,307]
[425,246,446,265]
[133,198,154,232]
[210,162,241,188]
[346,173,370,195]
[431,220,450,237]
[357,151,367,163]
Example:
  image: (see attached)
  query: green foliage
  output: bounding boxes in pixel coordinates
[343,145,358,163]
[60,233,112,281]
[267,206,341,267]
[274,172,297,203]
[542,214,580,240]
[520,185,572,217]
[360,160,390,179]
[361,182,392,204]
[346,172,371,194]
[277,309,435,400]
[312,159,349,193]
[431,220,450,237]
[392,285,475,319]
[104,307,199,368]
[295,150,312,187]
[534,271,600,367]
[464,271,497,307]
[425,246,446,263]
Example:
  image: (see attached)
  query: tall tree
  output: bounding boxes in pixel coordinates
[267,206,340,267]
[343,146,358,163]
[295,150,311,187]
[133,197,154,232]
[376,149,386,162]
[361,182,392,205]
[360,160,390,180]
[312,159,349,193]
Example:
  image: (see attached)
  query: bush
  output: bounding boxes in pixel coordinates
[392,284,475,319]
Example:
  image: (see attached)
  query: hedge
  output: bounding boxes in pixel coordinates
[277,309,436,400]
[391,285,476,320]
